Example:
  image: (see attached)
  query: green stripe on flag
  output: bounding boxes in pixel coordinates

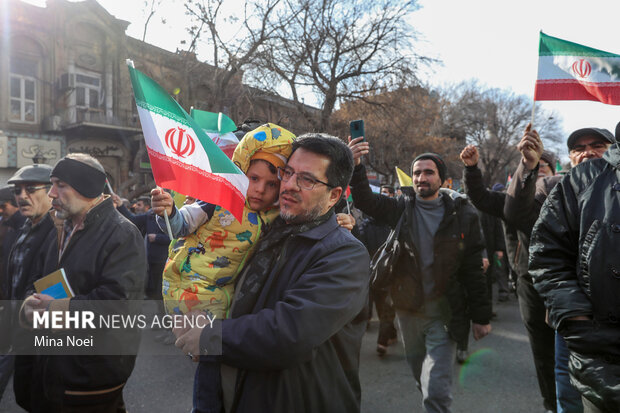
[190,109,237,134]
[128,65,241,174]
[129,67,189,125]
[539,32,620,58]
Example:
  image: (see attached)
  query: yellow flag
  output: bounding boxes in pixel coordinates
[395,167,412,187]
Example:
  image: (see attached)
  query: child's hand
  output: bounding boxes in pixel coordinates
[151,188,173,217]
[336,213,355,231]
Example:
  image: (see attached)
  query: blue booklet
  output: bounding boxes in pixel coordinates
[33,268,74,299]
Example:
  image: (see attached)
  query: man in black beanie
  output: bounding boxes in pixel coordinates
[18,153,146,412]
[349,139,491,413]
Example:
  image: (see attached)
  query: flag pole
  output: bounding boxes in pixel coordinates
[163,211,174,241]
[157,187,174,241]
[105,179,115,196]
[530,100,536,128]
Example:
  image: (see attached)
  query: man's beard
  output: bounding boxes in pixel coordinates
[52,201,72,220]
[280,202,325,224]
[415,184,439,199]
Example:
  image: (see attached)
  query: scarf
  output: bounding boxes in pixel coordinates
[231,209,334,318]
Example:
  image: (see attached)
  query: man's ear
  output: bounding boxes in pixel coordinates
[327,187,343,208]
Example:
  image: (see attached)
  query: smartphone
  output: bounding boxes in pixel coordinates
[350,119,365,141]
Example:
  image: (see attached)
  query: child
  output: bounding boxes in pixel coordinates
[152,123,296,413]
[155,123,295,319]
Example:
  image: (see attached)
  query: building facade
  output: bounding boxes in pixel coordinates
[1,0,318,197]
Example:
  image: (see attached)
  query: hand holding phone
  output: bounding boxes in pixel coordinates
[349,120,365,141]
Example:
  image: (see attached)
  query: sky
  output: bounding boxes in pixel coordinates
[23,0,620,149]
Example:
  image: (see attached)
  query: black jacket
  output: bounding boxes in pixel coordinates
[0,210,27,298]
[0,212,55,353]
[117,206,170,264]
[17,197,146,411]
[5,213,56,301]
[529,143,620,410]
[463,165,530,279]
[351,165,490,342]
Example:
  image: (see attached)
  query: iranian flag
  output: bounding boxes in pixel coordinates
[190,109,239,159]
[535,32,620,104]
[127,61,248,221]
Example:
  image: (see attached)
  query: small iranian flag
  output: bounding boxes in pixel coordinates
[127,61,248,221]
[190,109,239,159]
[535,32,620,104]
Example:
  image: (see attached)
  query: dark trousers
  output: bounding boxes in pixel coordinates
[146,260,166,300]
[517,275,557,411]
[369,287,396,345]
[193,355,223,413]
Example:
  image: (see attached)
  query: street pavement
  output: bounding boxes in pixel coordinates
[1,293,546,412]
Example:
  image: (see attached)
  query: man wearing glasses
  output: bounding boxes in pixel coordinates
[174,134,370,412]
[0,164,56,404]
[530,124,619,413]
[5,164,56,303]
[504,124,614,413]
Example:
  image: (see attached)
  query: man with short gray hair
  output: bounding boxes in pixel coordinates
[18,154,146,412]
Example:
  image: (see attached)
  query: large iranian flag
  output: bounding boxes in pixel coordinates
[535,32,620,104]
[127,61,248,221]
[190,109,239,159]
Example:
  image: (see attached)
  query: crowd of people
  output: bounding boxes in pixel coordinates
[0,119,617,413]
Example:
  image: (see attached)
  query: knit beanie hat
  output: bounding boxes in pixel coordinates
[411,153,447,183]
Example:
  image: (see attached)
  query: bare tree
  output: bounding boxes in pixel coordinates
[435,81,563,187]
[142,0,159,42]
[331,85,462,183]
[252,0,428,130]
[183,0,299,112]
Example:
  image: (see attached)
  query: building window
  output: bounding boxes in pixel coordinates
[75,70,102,122]
[9,57,37,123]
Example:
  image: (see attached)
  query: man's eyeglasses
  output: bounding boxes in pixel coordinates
[277,167,334,190]
[12,185,49,196]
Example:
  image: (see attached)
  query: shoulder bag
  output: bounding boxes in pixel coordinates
[369,207,406,289]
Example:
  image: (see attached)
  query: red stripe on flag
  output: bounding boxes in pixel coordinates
[147,148,246,221]
[535,79,620,105]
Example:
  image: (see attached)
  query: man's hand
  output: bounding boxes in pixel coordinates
[147,234,157,243]
[460,145,479,166]
[347,136,369,166]
[336,213,355,231]
[517,123,544,170]
[151,188,174,217]
[175,325,203,363]
[22,294,54,325]
[482,258,490,273]
[495,251,504,260]
[472,323,491,340]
